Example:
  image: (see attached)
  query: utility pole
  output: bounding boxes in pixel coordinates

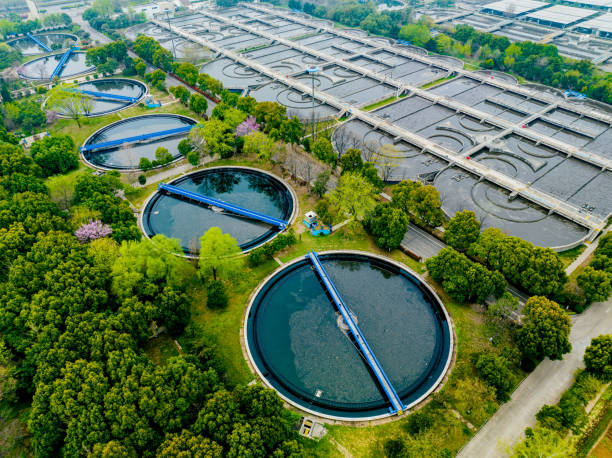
[166,10,177,59]
[306,66,319,142]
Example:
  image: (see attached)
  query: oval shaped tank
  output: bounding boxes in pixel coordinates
[81,114,197,171]
[17,51,94,80]
[141,167,297,254]
[245,252,453,420]
[53,78,146,117]
[7,32,77,56]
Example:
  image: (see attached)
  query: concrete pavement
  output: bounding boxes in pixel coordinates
[457,298,612,457]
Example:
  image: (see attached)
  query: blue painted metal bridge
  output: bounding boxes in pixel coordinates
[26,33,51,53]
[50,46,79,79]
[158,183,288,229]
[80,125,194,153]
[65,88,139,103]
[307,250,405,415]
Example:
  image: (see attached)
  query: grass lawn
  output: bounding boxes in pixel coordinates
[362,96,398,111]
[558,244,587,268]
[420,74,456,89]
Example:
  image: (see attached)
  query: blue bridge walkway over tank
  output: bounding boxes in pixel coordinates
[50,46,78,79]
[306,250,405,415]
[65,88,139,103]
[80,125,194,153]
[26,33,51,53]
[158,182,288,229]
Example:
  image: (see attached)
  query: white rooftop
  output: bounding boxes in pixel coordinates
[482,0,549,16]
[563,0,612,8]
[577,12,612,31]
[524,4,599,24]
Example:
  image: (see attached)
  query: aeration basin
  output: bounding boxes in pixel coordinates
[142,167,296,254]
[245,252,453,420]
[81,114,197,170]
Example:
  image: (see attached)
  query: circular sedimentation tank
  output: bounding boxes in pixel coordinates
[141,166,297,255]
[17,51,94,80]
[6,32,77,56]
[53,78,146,117]
[245,252,453,421]
[81,114,197,171]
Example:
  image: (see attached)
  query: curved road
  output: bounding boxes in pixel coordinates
[458,297,612,457]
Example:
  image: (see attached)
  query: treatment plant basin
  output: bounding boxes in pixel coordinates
[54,78,146,117]
[7,32,77,55]
[245,252,453,420]
[17,51,93,80]
[141,167,296,255]
[81,114,197,170]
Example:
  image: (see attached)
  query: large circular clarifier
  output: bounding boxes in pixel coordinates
[245,252,453,420]
[141,167,296,254]
[81,114,197,170]
[18,51,93,80]
[53,78,146,117]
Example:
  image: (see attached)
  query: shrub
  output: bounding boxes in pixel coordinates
[247,230,297,267]
[138,174,146,185]
[139,157,152,171]
[178,139,192,156]
[403,411,434,435]
[187,149,199,166]
[584,334,612,381]
[475,353,515,402]
[383,439,406,457]
[206,280,228,309]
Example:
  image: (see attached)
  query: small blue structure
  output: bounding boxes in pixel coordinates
[50,46,79,79]
[397,39,411,46]
[306,250,405,415]
[303,211,331,236]
[144,95,161,108]
[563,90,586,99]
[159,182,288,229]
[65,88,139,103]
[26,33,52,53]
[80,125,194,153]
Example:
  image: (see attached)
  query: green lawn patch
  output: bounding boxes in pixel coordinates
[421,74,456,89]
[558,244,586,268]
[362,96,398,111]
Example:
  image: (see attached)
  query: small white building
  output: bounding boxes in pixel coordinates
[128,1,178,19]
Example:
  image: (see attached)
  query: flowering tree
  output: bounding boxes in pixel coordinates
[235,116,260,137]
[75,219,112,243]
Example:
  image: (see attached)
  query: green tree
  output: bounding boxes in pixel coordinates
[139,157,152,171]
[475,353,515,402]
[584,334,612,381]
[178,139,192,157]
[340,148,363,174]
[398,23,430,47]
[157,431,223,457]
[198,227,240,281]
[45,83,93,128]
[189,120,234,158]
[155,146,173,165]
[189,93,208,116]
[278,117,302,144]
[365,203,409,251]
[577,267,612,305]
[312,137,335,165]
[312,170,330,198]
[206,280,228,309]
[444,210,480,251]
[327,173,376,222]
[507,427,575,457]
[29,135,78,176]
[242,131,277,161]
[518,296,572,361]
[169,85,190,105]
[175,62,199,86]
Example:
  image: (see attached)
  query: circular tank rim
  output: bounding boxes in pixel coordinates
[17,50,95,80]
[242,250,455,422]
[80,112,199,172]
[42,77,148,118]
[138,165,299,258]
[5,32,79,54]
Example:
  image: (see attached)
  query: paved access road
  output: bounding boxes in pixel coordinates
[457,298,612,457]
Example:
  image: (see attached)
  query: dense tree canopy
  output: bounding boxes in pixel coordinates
[392,180,444,228]
[518,296,572,361]
[444,210,480,251]
[365,202,409,251]
[584,335,612,381]
[29,135,78,176]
